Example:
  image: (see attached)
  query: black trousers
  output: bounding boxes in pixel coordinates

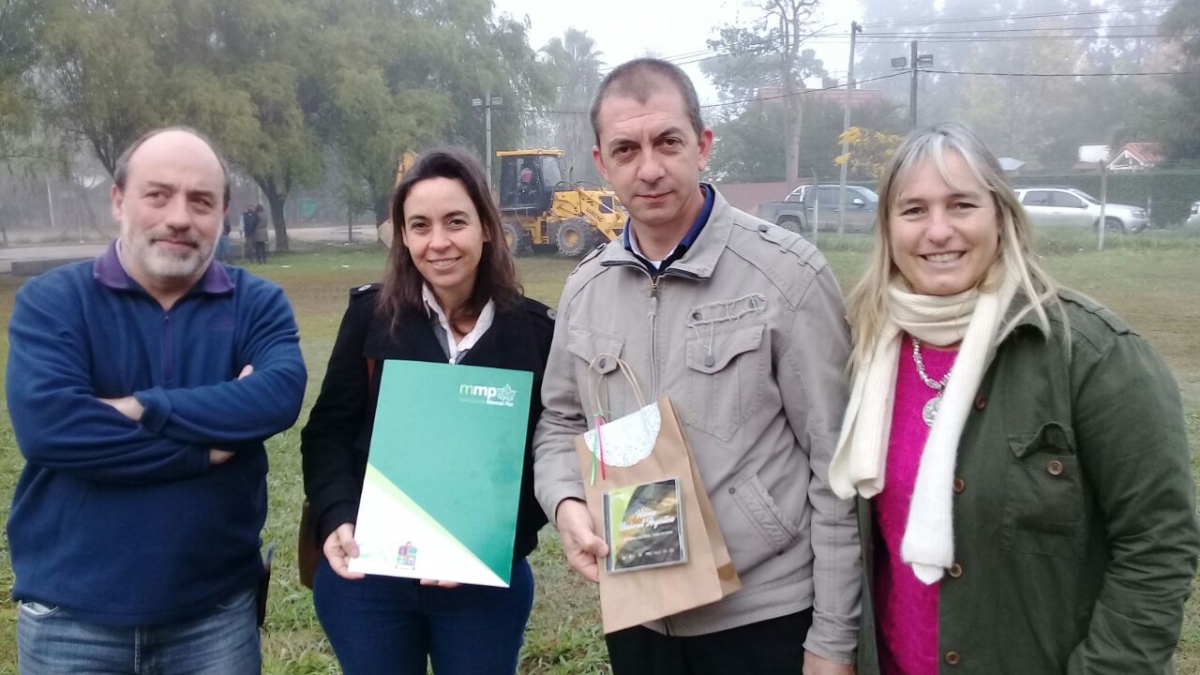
[605,608,814,675]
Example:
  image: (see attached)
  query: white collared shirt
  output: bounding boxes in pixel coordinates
[626,227,664,270]
[421,285,495,364]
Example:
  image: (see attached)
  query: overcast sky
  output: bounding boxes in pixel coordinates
[491,0,864,105]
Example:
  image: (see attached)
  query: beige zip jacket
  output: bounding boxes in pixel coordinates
[534,187,861,663]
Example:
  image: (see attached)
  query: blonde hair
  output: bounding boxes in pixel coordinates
[845,122,1060,372]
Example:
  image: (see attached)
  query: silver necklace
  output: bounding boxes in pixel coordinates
[912,338,952,428]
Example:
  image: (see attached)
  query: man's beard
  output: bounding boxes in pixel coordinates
[121,217,216,281]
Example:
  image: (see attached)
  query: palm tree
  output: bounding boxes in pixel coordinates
[541,29,605,183]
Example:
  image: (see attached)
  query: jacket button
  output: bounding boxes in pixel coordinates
[597,357,608,369]
[758,223,769,233]
[948,563,963,578]
[945,651,961,666]
[729,487,736,494]
[953,478,966,494]
[974,396,986,410]
[1047,460,1065,476]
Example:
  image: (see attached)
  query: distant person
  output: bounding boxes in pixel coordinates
[216,213,233,263]
[518,162,536,204]
[5,126,307,674]
[240,204,260,262]
[301,148,552,675]
[250,204,269,264]
[831,122,1200,673]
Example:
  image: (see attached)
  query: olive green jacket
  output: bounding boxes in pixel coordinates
[858,289,1200,674]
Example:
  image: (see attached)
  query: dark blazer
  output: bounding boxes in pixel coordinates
[301,284,553,564]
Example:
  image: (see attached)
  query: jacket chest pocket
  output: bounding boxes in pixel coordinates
[683,323,765,441]
[1001,421,1087,558]
[567,327,629,419]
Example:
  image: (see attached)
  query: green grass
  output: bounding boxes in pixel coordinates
[0,234,1196,673]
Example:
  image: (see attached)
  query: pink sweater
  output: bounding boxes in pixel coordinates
[873,334,957,675]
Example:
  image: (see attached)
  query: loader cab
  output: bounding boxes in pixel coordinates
[498,151,565,216]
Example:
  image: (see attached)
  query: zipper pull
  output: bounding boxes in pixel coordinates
[648,278,659,319]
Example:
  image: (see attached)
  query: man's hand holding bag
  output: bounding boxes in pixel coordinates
[569,355,740,634]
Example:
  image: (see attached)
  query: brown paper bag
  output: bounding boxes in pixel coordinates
[573,357,740,634]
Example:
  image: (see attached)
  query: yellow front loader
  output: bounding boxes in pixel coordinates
[378,149,626,258]
[495,149,626,257]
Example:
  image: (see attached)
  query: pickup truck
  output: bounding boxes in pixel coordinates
[757,184,879,234]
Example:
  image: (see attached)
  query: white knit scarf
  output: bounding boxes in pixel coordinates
[830,258,1020,583]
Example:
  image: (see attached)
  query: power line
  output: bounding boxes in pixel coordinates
[699,71,908,109]
[850,33,1197,44]
[863,23,1162,36]
[515,72,909,117]
[927,68,1200,77]
[624,25,841,73]
[654,24,1176,66]
[859,2,1173,29]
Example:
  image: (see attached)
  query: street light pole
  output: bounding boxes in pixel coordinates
[472,91,503,185]
[909,40,918,129]
[893,43,931,129]
[837,21,862,235]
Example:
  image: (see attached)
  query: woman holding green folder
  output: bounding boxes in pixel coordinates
[301,148,553,675]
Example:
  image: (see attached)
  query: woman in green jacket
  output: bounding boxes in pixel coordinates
[830,122,1200,674]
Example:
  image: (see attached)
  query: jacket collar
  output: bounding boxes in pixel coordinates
[599,183,732,280]
[94,240,235,295]
[1003,286,1056,339]
[366,299,539,371]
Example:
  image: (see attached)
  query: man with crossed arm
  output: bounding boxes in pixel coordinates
[6,127,306,674]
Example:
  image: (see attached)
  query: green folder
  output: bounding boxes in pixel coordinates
[347,360,533,587]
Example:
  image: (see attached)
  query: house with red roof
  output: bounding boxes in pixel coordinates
[1107,142,1163,171]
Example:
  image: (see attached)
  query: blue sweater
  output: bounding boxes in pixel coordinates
[6,243,306,627]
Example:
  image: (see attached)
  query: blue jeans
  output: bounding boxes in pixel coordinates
[215,234,232,263]
[313,557,534,675]
[16,587,261,675]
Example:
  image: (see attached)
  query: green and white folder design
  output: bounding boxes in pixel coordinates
[347,360,533,587]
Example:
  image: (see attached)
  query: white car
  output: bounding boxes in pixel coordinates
[1188,201,1200,228]
[1014,187,1149,233]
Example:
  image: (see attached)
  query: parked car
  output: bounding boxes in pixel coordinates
[757,184,879,234]
[1013,187,1149,233]
[1187,201,1200,228]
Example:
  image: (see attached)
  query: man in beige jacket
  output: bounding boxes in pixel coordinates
[533,58,860,675]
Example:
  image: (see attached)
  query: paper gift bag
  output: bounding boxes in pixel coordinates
[573,356,740,634]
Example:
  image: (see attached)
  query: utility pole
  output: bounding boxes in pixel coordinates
[1098,163,1109,251]
[893,43,932,129]
[837,21,862,235]
[472,90,503,185]
[782,13,801,189]
[45,178,56,231]
[909,40,918,129]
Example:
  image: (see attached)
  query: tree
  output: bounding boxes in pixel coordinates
[541,29,605,183]
[707,97,902,182]
[704,0,826,186]
[308,0,551,224]
[34,0,322,251]
[0,0,43,157]
[167,0,324,253]
[954,19,1083,169]
[707,102,789,182]
[37,1,167,176]
[1156,0,1200,158]
[834,126,904,180]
